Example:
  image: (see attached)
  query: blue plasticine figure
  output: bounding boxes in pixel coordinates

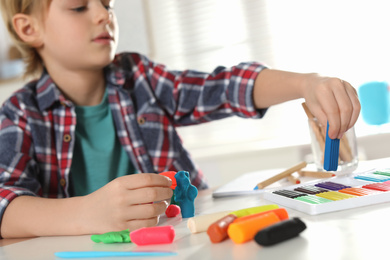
[174,171,198,218]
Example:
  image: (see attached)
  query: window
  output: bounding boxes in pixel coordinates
[143,0,390,155]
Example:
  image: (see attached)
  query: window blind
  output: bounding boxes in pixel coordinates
[142,0,311,152]
[142,0,390,153]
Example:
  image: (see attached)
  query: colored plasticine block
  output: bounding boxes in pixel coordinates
[324,121,340,171]
[187,211,232,234]
[272,190,307,198]
[339,187,379,196]
[206,207,286,243]
[316,191,356,201]
[294,195,332,204]
[186,205,279,234]
[165,204,181,218]
[234,208,289,223]
[91,229,131,244]
[230,204,279,218]
[159,171,177,190]
[294,185,328,195]
[254,217,307,246]
[174,171,198,218]
[227,212,281,244]
[363,181,390,191]
[314,181,351,191]
[354,173,390,182]
[373,170,390,177]
[207,214,238,243]
[55,251,177,258]
[130,226,175,246]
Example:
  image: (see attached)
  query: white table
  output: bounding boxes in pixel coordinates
[1,158,390,260]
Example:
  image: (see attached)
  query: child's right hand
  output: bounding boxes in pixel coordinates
[80,173,173,234]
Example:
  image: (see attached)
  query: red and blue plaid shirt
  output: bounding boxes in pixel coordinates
[0,53,267,222]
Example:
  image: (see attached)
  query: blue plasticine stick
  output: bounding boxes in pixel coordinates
[54,251,177,258]
[323,121,340,171]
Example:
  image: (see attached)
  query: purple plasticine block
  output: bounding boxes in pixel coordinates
[315,181,351,191]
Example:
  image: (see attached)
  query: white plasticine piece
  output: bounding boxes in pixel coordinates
[187,211,232,233]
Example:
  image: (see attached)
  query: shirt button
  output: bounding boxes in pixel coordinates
[63,134,72,142]
[137,117,146,125]
[60,178,66,187]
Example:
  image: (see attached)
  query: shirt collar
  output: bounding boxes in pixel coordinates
[36,63,126,111]
[104,58,126,86]
[36,70,70,111]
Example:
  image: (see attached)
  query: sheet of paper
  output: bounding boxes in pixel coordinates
[212,168,288,198]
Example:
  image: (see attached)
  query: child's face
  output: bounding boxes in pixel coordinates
[38,0,118,72]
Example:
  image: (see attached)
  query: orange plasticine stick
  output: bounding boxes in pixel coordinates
[234,208,289,223]
[207,214,237,243]
[227,212,280,244]
[206,206,282,243]
[206,208,288,244]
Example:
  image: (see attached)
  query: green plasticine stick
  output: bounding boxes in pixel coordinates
[91,229,131,244]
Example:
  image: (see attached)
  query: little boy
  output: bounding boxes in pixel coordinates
[0,0,360,239]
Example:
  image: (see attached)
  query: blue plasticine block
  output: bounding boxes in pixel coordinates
[323,122,340,171]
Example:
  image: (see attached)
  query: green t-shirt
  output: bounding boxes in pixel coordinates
[70,90,137,196]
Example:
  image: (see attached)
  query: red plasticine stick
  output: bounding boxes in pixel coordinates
[130,226,175,246]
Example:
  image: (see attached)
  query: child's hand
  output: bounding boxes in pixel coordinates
[302,74,361,139]
[253,69,360,139]
[80,173,173,234]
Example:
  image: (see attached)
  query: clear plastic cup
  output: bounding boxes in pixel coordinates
[308,118,358,173]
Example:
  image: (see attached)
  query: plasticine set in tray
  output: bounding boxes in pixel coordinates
[263,169,390,215]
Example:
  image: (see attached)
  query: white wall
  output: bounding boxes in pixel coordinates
[114,0,150,55]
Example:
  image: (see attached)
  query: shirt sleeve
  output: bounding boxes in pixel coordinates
[0,97,40,233]
[131,53,268,126]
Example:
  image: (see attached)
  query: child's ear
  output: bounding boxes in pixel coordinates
[12,14,43,48]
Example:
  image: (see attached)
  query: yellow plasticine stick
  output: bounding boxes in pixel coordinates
[230,204,279,218]
[316,191,356,201]
[228,212,280,244]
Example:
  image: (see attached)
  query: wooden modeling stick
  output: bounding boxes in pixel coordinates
[287,174,301,185]
[339,135,353,162]
[298,170,335,178]
[302,103,325,153]
[255,161,307,189]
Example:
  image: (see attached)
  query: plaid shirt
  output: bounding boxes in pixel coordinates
[0,52,267,222]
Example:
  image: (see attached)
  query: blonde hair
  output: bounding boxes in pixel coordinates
[0,0,51,78]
